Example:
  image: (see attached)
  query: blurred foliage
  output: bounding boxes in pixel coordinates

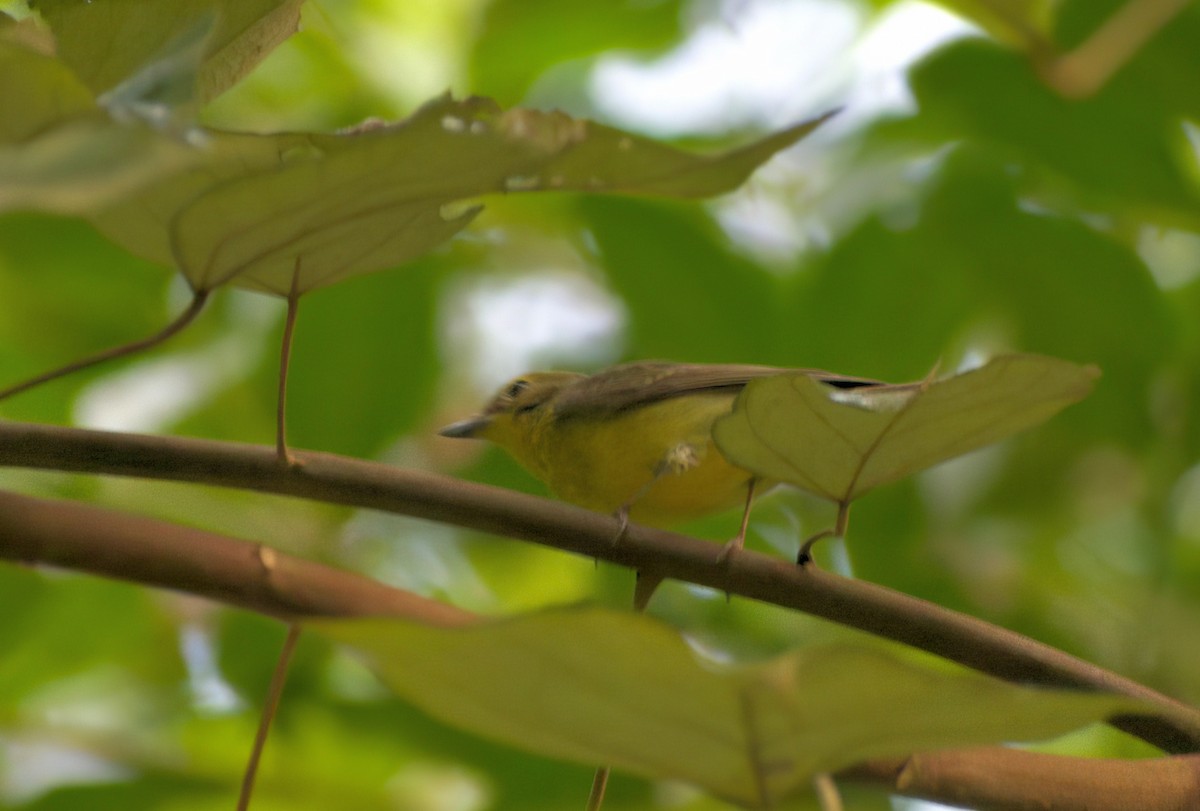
[1,0,1199,808]
[316,607,1142,804]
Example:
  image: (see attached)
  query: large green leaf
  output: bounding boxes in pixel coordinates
[88,128,313,269]
[93,96,834,296]
[712,354,1098,504]
[317,607,1140,808]
[30,0,302,103]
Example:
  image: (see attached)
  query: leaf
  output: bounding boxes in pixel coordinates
[908,40,1200,227]
[88,128,314,269]
[927,0,1055,49]
[712,354,1099,504]
[95,96,834,296]
[0,36,93,143]
[0,41,197,214]
[30,0,302,103]
[0,114,199,215]
[581,197,785,362]
[315,607,1141,807]
[468,0,685,103]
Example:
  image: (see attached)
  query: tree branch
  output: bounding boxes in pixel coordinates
[0,487,472,627]
[841,747,1200,811]
[2,486,1199,811]
[0,420,1198,753]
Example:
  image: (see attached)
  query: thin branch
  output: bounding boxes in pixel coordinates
[2,487,1199,811]
[584,768,609,811]
[1040,0,1193,99]
[0,290,209,403]
[812,773,842,811]
[238,624,301,811]
[0,421,1198,753]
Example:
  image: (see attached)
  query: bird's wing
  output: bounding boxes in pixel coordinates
[551,361,890,418]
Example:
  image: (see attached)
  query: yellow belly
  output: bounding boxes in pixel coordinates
[527,394,758,526]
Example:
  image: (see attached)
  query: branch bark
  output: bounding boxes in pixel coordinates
[2,486,1199,811]
[841,747,1200,811]
[1,420,1198,753]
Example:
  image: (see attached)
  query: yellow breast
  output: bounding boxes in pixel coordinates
[520,393,757,526]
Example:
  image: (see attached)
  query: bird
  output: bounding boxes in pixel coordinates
[439,361,882,555]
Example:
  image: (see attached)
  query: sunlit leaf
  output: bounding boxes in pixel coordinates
[30,0,302,103]
[317,607,1139,807]
[95,96,833,295]
[712,354,1099,504]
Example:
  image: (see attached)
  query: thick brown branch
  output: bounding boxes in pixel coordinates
[840,747,1200,811]
[0,420,1198,753]
[0,488,472,626]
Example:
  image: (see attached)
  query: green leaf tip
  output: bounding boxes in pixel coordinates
[712,353,1100,504]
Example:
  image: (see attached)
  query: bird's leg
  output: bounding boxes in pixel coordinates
[716,478,758,563]
[609,443,701,546]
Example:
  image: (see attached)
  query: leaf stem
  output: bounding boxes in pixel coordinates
[1040,0,1192,98]
[0,289,209,403]
[275,263,302,466]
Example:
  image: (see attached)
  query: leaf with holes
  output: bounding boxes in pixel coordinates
[94,96,835,296]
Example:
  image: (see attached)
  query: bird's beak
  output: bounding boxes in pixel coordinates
[438,415,490,438]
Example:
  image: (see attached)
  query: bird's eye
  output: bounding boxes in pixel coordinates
[515,401,540,414]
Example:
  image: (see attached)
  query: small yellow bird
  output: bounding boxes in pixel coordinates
[440,361,881,551]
